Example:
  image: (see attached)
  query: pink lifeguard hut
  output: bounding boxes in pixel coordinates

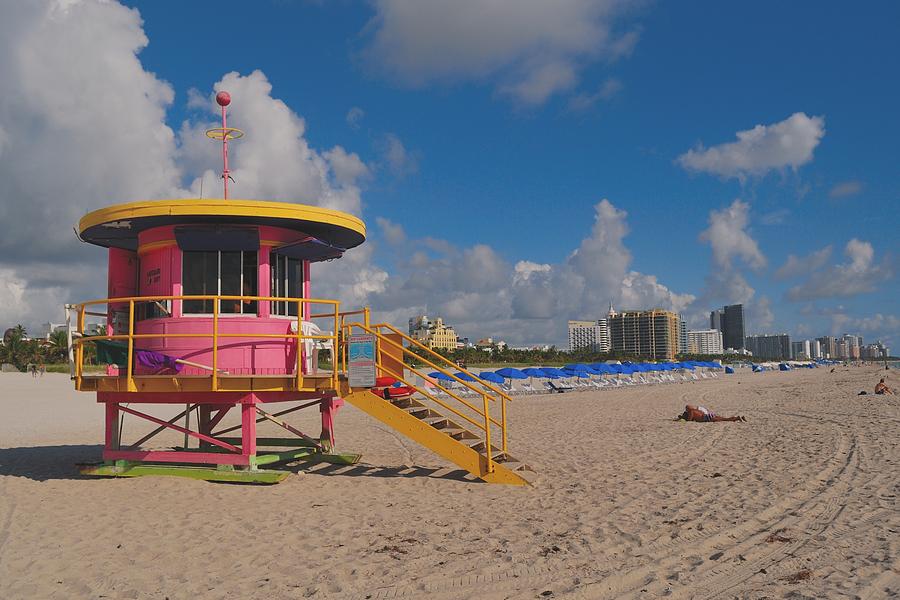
[69,92,529,484]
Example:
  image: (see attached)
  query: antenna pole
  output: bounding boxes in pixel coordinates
[206,91,243,200]
[219,92,231,199]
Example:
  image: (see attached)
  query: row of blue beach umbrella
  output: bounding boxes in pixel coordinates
[428,361,723,385]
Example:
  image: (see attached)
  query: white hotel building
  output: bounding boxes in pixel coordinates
[568,319,611,352]
[687,329,724,355]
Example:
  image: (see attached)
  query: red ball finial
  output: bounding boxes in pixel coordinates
[216,91,231,107]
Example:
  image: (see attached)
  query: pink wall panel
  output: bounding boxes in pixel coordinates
[134,317,302,375]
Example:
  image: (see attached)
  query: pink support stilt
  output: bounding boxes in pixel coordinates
[241,397,257,461]
[105,402,119,452]
[319,396,344,450]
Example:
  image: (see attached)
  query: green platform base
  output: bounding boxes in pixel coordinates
[78,462,290,484]
[76,449,363,484]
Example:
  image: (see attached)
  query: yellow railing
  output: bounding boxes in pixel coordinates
[69,294,341,392]
[342,321,510,473]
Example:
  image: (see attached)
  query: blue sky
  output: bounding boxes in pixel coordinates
[0,1,897,348]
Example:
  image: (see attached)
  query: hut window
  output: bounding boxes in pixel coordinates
[183,251,258,315]
[270,255,304,317]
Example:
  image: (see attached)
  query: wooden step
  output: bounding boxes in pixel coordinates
[423,416,450,429]
[406,406,437,419]
[391,397,417,409]
[445,428,480,441]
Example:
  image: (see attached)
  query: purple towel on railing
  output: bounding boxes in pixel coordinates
[135,349,184,373]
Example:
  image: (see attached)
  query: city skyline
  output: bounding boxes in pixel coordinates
[0,1,897,351]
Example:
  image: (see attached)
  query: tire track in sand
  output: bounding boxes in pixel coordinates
[588,417,858,598]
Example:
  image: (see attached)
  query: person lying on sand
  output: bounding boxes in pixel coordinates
[677,404,746,422]
[875,378,894,395]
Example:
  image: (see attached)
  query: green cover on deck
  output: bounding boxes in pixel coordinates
[93,339,129,367]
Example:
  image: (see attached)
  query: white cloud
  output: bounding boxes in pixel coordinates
[186,71,364,215]
[513,261,551,283]
[620,271,695,315]
[826,312,900,349]
[324,146,370,187]
[678,113,825,180]
[365,199,693,346]
[849,313,900,334]
[0,3,383,331]
[774,246,832,281]
[567,77,623,111]
[360,0,639,106]
[828,180,863,199]
[748,295,774,332]
[693,200,771,328]
[699,199,766,271]
[0,1,704,348]
[499,59,578,106]
[379,133,419,178]
[0,0,187,331]
[375,217,407,246]
[787,238,894,301]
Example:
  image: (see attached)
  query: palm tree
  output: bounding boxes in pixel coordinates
[47,329,69,363]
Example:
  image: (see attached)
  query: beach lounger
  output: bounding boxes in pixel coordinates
[546,381,574,393]
[519,381,538,394]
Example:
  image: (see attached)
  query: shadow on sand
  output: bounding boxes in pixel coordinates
[0,444,104,482]
[0,445,480,484]
[293,461,479,483]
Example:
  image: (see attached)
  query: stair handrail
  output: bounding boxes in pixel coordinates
[343,323,502,425]
[375,320,508,457]
[344,322,507,457]
[349,322,504,404]
[372,322,514,404]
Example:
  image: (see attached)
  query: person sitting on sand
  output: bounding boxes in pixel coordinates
[875,378,894,395]
[677,404,745,422]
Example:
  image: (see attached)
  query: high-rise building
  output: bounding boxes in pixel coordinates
[409,316,458,350]
[722,304,746,350]
[816,336,838,359]
[568,319,610,352]
[745,334,792,360]
[791,339,812,360]
[861,341,889,360]
[608,309,679,360]
[678,315,688,355]
[842,334,862,359]
[810,339,822,359]
[687,329,724,354]
[710,304,745,350]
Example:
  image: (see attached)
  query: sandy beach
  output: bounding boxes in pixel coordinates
[1,367,898,599]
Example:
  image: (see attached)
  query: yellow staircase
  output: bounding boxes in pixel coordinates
[339,323,531,486]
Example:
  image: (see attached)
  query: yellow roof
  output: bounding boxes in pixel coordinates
[78,198,366,251]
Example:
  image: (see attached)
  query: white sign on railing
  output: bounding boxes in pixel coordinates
[348,333,376,388]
